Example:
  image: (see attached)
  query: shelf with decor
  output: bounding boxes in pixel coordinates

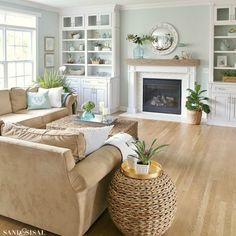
[60,6,120,114]
[212,22,236,82]
[63,51,85,53]
[214,51,236,53]
[214,36,236,39]
[208,4,236,126]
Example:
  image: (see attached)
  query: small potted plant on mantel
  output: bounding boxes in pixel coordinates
[186,83,210,125]
[129,139,168,174]
[126,34,154,59]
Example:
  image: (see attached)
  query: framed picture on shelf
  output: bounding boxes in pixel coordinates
[44,53,54,68]
[217,56,227,67]
[44,37,55,52]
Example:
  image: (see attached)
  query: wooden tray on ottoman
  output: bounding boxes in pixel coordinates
[46,115,138,139]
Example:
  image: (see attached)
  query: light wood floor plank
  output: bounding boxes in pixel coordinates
[0,119,236,236]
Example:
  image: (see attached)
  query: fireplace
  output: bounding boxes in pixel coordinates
[143,78,182,114]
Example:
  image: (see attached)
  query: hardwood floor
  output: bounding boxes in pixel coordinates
[1,119,236,236]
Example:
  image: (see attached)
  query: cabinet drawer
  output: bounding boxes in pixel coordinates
[82,79,106,87]
[212,84,236,94]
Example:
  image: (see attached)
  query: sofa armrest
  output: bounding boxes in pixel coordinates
[64,94,77,115]
[0,120,4,136]
[69,145,122,192]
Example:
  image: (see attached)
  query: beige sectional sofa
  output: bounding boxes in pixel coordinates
[0,136,121,236]
[0,87,76,128]
[0,88,122,236]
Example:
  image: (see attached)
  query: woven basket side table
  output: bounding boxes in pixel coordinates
[107,170,177,236]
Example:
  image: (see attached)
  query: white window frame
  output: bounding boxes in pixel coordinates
[0,11,37,89]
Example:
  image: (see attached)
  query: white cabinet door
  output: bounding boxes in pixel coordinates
[211,93,230,121]
[229,96,236,122]
[82,87,94,104]
[215,5,236,23]
[232,5,236,21]
[87,13,111,27]
[62,16,84,28]
[81,86,107,113]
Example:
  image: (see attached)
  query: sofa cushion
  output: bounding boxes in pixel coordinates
[66,126,113,156]
[0,113,44,128]
[0,90,12,115]
[1,123,86,161]
[10,87,27,112]
[38,87,63,108]
[27,91,51,110]
[16,107,69,124]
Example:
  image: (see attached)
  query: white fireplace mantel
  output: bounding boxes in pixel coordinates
[124,59,200,122]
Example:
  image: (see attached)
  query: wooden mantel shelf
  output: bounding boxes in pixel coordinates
[126,58,200,67]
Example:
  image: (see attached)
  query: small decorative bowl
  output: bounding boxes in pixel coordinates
[72,33,80,39]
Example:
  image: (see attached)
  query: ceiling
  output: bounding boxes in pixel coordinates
[23,0,213,9]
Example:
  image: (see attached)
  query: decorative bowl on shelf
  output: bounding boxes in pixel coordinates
[71,33,80,39]
[90,57,101,64]
[68,68,85,75]
[228,32,236,36]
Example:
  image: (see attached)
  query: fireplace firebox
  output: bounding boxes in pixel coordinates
[143,78,181,114]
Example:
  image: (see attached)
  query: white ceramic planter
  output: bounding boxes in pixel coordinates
[135,163,150,174]
[73,34,80,39]
[94,46,101,51]
[127,155,138,169]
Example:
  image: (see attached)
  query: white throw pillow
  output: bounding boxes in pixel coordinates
[66,125,113,156]
[38,87,63,108]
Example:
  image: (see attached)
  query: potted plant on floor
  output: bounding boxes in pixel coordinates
[81,101,95,121]
[186,83,210,125]
[131,139,168,174]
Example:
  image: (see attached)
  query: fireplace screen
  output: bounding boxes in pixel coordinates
[143,78,181,114]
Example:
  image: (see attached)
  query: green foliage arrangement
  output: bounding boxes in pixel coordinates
[37,69,74,93]
[126,34,154,45]
[185,83,210,114]
[130,139,168,165]
[223,70,236,77]
[81,101,95,112]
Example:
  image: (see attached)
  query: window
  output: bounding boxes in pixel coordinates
[0,10,36,89]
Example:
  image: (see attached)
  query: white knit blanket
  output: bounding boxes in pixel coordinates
[105,132,136,160]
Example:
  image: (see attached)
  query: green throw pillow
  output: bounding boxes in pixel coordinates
[27,91,51,110]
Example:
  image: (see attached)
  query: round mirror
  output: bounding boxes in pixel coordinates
[150,23,178,55]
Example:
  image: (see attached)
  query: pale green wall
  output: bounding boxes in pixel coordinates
[0,0,59,75]
[120,5,210,108]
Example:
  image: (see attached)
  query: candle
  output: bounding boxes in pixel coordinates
[103,108,109,116]
[99,102,104,114]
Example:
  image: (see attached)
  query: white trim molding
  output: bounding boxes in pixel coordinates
[120,0,211,11]
[0,0,59,13]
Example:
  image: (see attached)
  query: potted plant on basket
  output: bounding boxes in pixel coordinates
[185,83,210,125]
[94,43,103,51]
[130,139,168,174]
[126,34,154,59]
[81,101,95,121]
[222,70,236,82]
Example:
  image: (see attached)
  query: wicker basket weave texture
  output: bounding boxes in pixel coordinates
[108,170,177,236]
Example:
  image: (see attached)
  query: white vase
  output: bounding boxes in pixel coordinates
[94,46,101,51]
[135,162,150,174]
[127,155,138,169]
